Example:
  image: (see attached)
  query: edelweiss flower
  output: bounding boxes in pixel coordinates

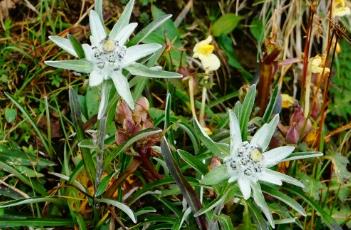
[45,0,181,113]
[224,111,304,200]
[193,36,220,72]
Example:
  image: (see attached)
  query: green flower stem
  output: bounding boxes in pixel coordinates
[199,73,209,126]
[188,77,197,118]
[95,81,109,192]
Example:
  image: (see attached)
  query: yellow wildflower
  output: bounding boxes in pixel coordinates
[333,0,351,17]
[193,36,221,72]
[281,94,295,108]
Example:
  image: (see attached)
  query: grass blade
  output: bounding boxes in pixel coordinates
[5,92,52,157]
[239,84,256,140]
[160,137,208,230]
[68,88,96,183]
[262,85,280,123]
[0,218,74,227]
[97,198,137,223]
[284,187,342,230]
[129,14,172,45]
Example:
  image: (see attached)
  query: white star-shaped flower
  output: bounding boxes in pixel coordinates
[45,0,181,114]
[225,111,304,200]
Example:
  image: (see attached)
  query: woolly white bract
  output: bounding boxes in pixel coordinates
[45,0,181,117]
[200,110,323,228]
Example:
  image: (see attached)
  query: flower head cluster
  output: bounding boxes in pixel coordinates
[201,107,322,227]
[45,0,181,113]
[193,36,220,72]
[225,111,303,201]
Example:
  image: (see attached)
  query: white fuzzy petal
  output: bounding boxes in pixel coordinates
[49,36,78,57]
[89,10,106,43]
[251,114,279,151]
[257,169,283,186]
[262,146,295,168]
[82,44,94,62]
[229,110,242,154]
[122,44,162,67]
[263,169,304,188]
[111,71,134,110]
[251,182,275,228]
[89,68,104,87]
[238,177,251,200]
[111,23,138,45]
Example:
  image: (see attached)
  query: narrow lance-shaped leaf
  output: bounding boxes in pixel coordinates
[0,161,47,195]
[251,182,274,228]
[262,85,280,123]
[125,63,182,79]
[5,92,52,157]
[68,34,85,59]
[45,60,92,73]
[0,218,74,228]
[160,138,208,230]
[194,195,226,217]
[284,151,323,162]
[177,149,207,175]
[97,198,137,223]
[68,88,96,183]
[129,14,172,45]
[246,199,269,230]
[110,0,135,39]
[239,84,256,140]
[164,92,172,130]
[193,118,229,156]
[284,187,342,230]
[261,184,306,216]
[0,197,60,208]
[217,214,235,230]
[132,46,164,100]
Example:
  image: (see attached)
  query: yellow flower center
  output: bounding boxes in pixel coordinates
[102,39,116,52]
[197,44,214,56]
[250,149,263,162]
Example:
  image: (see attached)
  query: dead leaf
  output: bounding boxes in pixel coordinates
[0,0,19,20]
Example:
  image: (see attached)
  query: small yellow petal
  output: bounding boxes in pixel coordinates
[281,94,295,109]
[194,36,214,57]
